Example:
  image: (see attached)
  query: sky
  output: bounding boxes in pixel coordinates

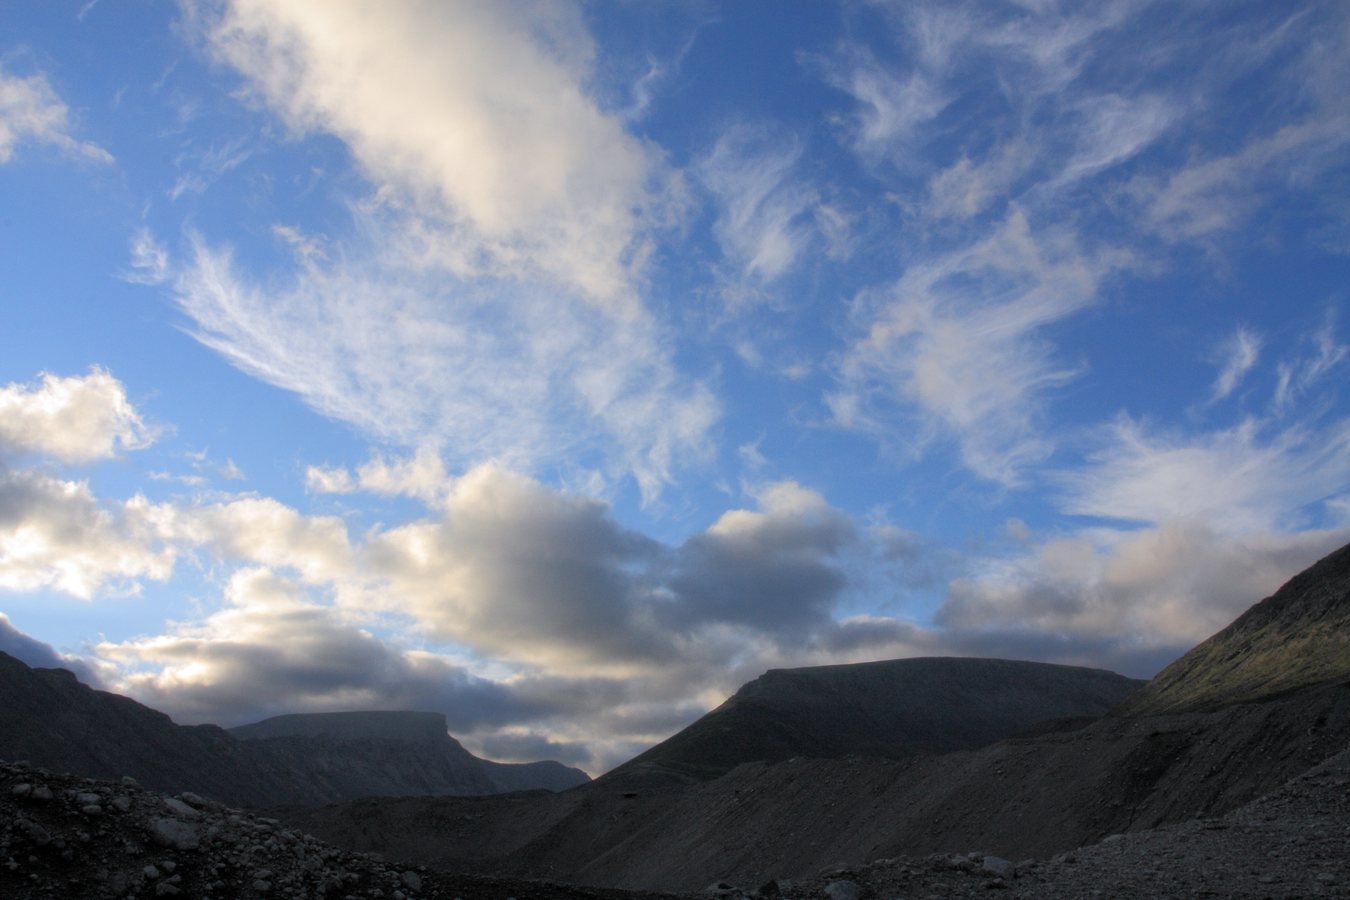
[1,0,1348,775]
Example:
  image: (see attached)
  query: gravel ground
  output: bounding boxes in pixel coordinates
[4,746,1347,899]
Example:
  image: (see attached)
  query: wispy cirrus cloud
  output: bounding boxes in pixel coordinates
[830,209,1115,485]
[697,124,820,288]
[0,65,112,164]
[1209,326,1262,403]
[173,229,716,501]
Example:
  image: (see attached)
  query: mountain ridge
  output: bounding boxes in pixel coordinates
[0,651,587,805]
[604,655,1143,786]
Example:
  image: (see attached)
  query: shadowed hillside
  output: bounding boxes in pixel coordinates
[232,711,590,795]
[604,656,1143,786]
[0,653,586,806]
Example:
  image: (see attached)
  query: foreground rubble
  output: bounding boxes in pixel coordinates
[0,760,673,900]
[5,745,1349,899]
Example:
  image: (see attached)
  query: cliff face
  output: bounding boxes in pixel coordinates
[605,656,1144,785]
[0,653,588,807]
[1118,540,1350,716]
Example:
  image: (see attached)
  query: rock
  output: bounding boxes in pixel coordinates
[30,784,53,802]
[981,855,1014,878]
[15,817,52,846]
[11,783,31,798]
[76,792,101,805]
[162,797,200,819]
[823,879,862,900]
[177,792,207,808]
[144,864,161,879]
[149,817,200,850]
[401,870,422,892]
[111,795,132,812]
[121,776,141,788]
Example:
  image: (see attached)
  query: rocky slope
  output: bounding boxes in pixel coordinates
[0,653,587,808]
[0,759,672,900]
[1120,540,1350,716]
[605,657,1142,786]
[6,727,1348,898]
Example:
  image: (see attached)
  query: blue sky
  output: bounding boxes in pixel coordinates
[1,0,1348,773]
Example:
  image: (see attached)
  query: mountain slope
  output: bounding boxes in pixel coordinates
[230,711,590,796]
[0,651,287,806]
[605,656,1143,785]
[0,652,587,806]
[1119,540,1350,716]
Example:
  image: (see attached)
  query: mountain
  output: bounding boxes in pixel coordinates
[277,541,1350,891]
[0,651,287,806]
[230,711,590,796]
[604,657,1144,785]
[0,652,587,806]
[1118,540,1350,716]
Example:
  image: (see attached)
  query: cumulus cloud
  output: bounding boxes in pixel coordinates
[0,369,154,464]
[0,470,177,599]
[306,447,452,508]
[0,66,111,164]
[936,521,1350,660]
[200,0,670,306]
[97,566,537,729]
[0,612,104,685]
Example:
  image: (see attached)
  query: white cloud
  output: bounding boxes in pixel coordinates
[307,447,452,508]
[1061,414,1350,534]
[121,227,170,286]
[174,232,717,501]
[0,369,154,464]
[1210,326,1261,403]
[697,125,819,286]
[0,66,111,164]
[1275,312,1348,412]
[96,566,536,729]
[938,521,1350,649]
[0,470,177,599]
[831,209,1114,485]
[1138,118,1350,241]
[202,0,671,306]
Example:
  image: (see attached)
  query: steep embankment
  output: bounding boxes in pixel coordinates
[1119,541,1350,716]
[606,657,1143,786]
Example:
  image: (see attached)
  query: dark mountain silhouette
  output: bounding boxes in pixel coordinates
[1118,540,1350,716]
[231,711,590,795]
[604,657,1143,786]
[0,652,586,806]
[276,541,1350,892]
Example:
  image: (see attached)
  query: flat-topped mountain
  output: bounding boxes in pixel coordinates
[605,656,1143,785]
[232,711,590,796]
[1119,540,1350,717]
[0,652,586,806]
[231,710,451,742]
